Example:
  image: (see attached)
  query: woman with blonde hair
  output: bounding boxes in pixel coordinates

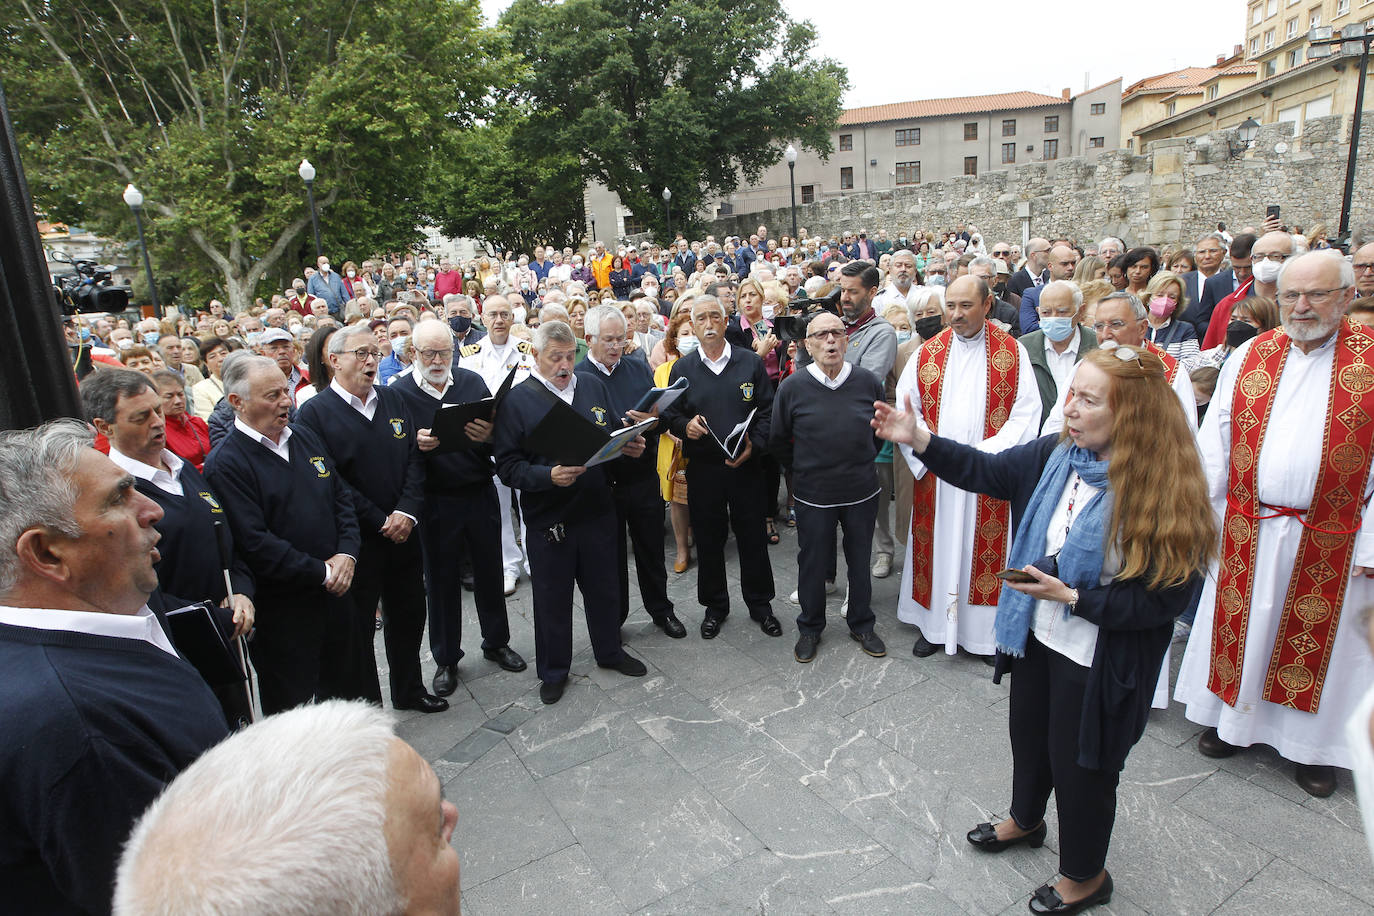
[1072,256,1106,285]
[1075,279,1114,330]
[875,345,1215,915]
[655,303,698,572]
[1141,270,1199,367]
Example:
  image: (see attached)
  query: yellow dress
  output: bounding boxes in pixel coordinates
[654,357,681,501]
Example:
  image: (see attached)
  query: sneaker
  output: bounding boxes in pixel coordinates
[790,582,837,606]
[871,553,892,578]
[503,573,518,596]
[788,588,801,606]
[839,591,849,618]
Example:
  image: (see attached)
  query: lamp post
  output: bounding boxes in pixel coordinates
[1226,117,1261,159]
[785,143,798,242]
[297,158,322,261]
[589,211,597,244]
[1308,23,1373,248]
[122,183,161,319]
[662,187,672,242]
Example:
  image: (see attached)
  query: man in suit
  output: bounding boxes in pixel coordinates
[1177,232,1227,309]
[296,325,446,714]
[1018,244,1079,334]
[1007,237,1050,298]
[1187,232,1256,337]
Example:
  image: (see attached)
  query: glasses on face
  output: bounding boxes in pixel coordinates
[348,347,382,362]
[926,268,946,276]
[596,336,626,347]
[806,329,846,341]
[1278,287,1347,306]
[992,250,1010,257]
[418,348,453,362]
[1354,262,1374,273]
[1252,252,1289,263]
[1092,319,1130,333]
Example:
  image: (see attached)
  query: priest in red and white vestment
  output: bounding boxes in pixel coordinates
[894,275,1040,659]
[1177,251,1374,797]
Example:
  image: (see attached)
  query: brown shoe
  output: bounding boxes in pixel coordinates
[1295,763,1336,798]
[1197,727,1240,759]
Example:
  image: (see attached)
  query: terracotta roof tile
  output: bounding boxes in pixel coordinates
[838,91,1069,126]
[1123,67,1228,98]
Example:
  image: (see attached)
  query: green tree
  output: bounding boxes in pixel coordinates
[499,0,846,242]
[2,0,510,313]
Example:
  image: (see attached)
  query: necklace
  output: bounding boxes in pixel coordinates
[1062,472,1081,544]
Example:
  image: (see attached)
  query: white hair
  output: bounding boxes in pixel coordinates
[1278,248,1355,290]
[114,701,401,916]
[906,286,945,323]
[1040,279,1084,313]
[1097,236,1124,252]
[583,303,626,338]
[803,276,827,297]
[220,352,279,402]
[533,319,576,351]
[0,419,90,594]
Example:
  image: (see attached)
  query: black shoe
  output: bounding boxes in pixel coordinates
[701,616,723,639]
[850,630,887,657]
[654,613,687,639]
[758,614,783,637]
[483,646,528,672]
[395,693,449,714]
[1296,763,1337,798]
[1197,727,1240,759]
[432,664,458,697]
[460,575,475,592]
[599,653,648,677]
[983,653,997,667]
[794,633,820,663]
[1028,872,1113,914]
[539,679,566,705]
[912,632,940,657]
[966,819,1047,853]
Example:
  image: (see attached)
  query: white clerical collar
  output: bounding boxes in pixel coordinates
[954,325,986,347]
[532,368,577,404]
[806,361,852,389]
[109,447,184,497]
[701,341,732,373]
[416,371,452,400]
[234,416,292,461]
[587,354,619,376]
[330,378,377,415]
[0,603,177,657]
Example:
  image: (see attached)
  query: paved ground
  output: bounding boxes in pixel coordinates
[377,524,1373,915]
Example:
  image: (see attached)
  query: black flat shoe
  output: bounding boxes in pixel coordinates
[1197,727,1240,759]
[850,630,887,657]
[654,613,687,639]
[794,633,819,663]
[395,693,449,714]
[432,664,458,697]
[1296,763,1336,798]
[966,819,1047,852]
[701,616,723,639]
[912,632,940,658]
[539,678,566,705]
[599,652,648,677]
[483,646,528,672]
[1028,872,1112,914]
[758,614,783,637]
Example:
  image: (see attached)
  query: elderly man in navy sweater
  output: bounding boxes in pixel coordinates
[493,320,650,705]
[771,311,888,663]
[204,353,361,715]
[297,325,445,713]
[575,304,685,639]
[0,420,228,914]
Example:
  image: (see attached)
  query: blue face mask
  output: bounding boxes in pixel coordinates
[143,331,161,347]
[448,315,472,336]
[896,330,912,344]
[78,326,91,342]
[677,336,699,355]
[245,331,263,348]
[1040,316,1076,342]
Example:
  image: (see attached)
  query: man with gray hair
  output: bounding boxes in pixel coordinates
[874,249,920,312]
[1096,237,1124,264]
[114,700,460,915]
[0,419,229,913]
[1021,279,1097,433]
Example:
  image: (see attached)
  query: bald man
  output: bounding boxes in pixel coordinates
[1018,245,1080,334]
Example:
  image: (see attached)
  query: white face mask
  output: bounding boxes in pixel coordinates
[1253,258,1283,285]
[319,262,330,273]
[346,269,356,278]
[1347,683,1374,867]
[761,304,776,320]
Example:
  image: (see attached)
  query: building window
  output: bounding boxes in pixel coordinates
[1043,139,1059,160]
[1267,0,1277,14]
[1265,59,1277,77]
[1002,119,1017,136]
[1250,36,1260,54]
[839,167,853,190]
[895,161,920,185]
[1090,102,1106,115]
[964,156,978,176]
[1044,115,1060,133]
[1089,136,1105,148]
[964,122,978,140]
[1252,4,1263,24]
[1001,143,1016,164]
[838,133,852,151]
[623,214,648,236]
[1286,17,1298,37]
[1287,48,1300,67]
[895,128,920,146]
[800,184,815,204]
[1337,0,1349,13]
[1309,8,1322,27]
[1208,84,1220,100]
[715,203,733,217]
[1168,101,1177,115]
[1264,28,1275,48]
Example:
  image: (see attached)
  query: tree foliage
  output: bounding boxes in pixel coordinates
[1,0,510,311]
[499,0,847,242]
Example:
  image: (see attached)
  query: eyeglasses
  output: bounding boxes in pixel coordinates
[417,348,453,362]
[596,336,626,347]
[347,347,382,362]
[1252,252,1289,263]
[1354,262,1374,273]
[1278,287,1348,306]
[991,250,1011,256]
[806,329,846,341]
[1092,319,1131,333]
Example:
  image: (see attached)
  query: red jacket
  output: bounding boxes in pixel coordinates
[433,270,463,299]
[164,412,212,471]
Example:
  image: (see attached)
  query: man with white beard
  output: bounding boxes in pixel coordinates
[874,249,920,312]
[1176,250,1374,799]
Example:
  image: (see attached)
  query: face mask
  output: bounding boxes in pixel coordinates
[448,315,472,336]
[926,275,947,288]
[1347,684,1374,867]
[346,270,356,278]
[896,329,912,344]
[1252,258,1283,285]
[392,335,408,353]
[1041,316,1076,342]
[116,337,133,350]
[1149,296,1176,318]
[419,259,428,268]
[319,262,330,273]
[1226,320,1259,349]
[143,331,161,347]
[294,287,306,297]
[761,304,776,320]
[78,326,91,342]
[677,336,700,355]
[246,331,263,347]
[914,315,943,340]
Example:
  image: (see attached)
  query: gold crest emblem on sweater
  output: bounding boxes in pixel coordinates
[591,406,607,426]
[740,382,754,401]
[390,418,406,438]
[310,457,330,477]
[198,491,223,513]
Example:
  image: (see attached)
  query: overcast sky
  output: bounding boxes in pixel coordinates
[478,0,1245,107]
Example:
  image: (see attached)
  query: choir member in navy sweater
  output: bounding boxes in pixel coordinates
[0,420,229,915]
[492,321,649,705]
[296,326,446,713]
[574,305,685,638]
[394,319,528,698]
[661,296,781,640]
[770,311,888,663]
[204,353,360,715]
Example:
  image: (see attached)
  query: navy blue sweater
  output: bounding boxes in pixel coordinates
[770,366,884,505]
[204,424,360,594]
[389,369,498,496]
[661,345,773,466]
[0,625,227,914]
[574,354,659,483]
[918,433,1202,771]
[296,386,426,534]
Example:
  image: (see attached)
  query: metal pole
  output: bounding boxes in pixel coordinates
[788,161,798,241]
[1338,38,1369,249]
[132,206,161,319]
[304,179,322,260]
[665,200,671,243]
[590,217,596,242]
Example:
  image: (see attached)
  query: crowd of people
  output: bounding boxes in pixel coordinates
[7,215,1374,913]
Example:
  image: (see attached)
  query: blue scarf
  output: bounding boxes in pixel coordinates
[995,441,1112,657]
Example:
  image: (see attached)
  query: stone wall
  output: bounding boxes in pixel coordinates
[711,115,1374,249]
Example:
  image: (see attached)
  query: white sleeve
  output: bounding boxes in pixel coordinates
[1198,339,1249,517]
[979,340,1041,453]
[895,354,932,480]
[1171,366,1199,434]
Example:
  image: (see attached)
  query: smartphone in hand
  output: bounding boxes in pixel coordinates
[995,568,1037,584]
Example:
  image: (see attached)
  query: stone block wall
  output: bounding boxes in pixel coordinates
[711,116,1374,249]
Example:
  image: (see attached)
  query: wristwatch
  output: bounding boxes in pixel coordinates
[1066,588,1080,612]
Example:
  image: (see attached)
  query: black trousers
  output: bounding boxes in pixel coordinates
[1008,634,1120,881]
[525,510,624,684]
[794,495,878,636]
[685,459,775,621]
[350,532,428,707]
[249,591,328,716]
[612,475,673,624]
[418,486,511,666]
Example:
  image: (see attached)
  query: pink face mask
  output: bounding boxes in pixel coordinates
[1149,295,1176,318]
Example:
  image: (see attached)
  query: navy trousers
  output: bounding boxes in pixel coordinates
[525,510,624,685]
[418,485,511,667]
[612,475,673,624]
[350,533,427,707]
[794,494,878,636]
[685,459,775,622]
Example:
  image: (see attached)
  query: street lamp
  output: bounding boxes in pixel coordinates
[298,158,322,261]
[1227,117,1261,159]
[589,211,597,244]
[122,183,161,319]
[662,187,672,243]
[1308,23,1373,248]
[785,143,798,241]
